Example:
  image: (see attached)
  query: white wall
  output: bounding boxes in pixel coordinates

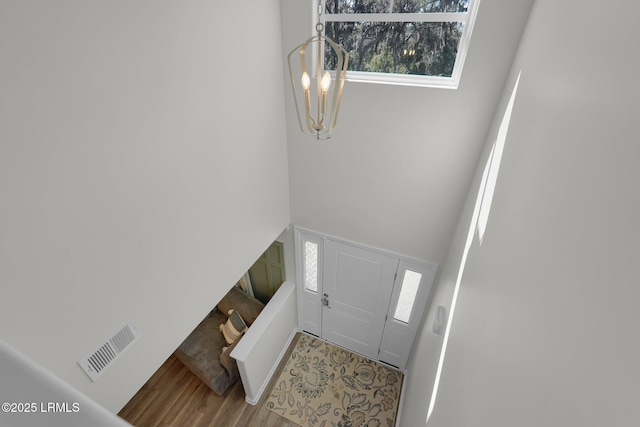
[0,0,289,413]
[231,281,298,405]
[230,227,297,405]
[281,0,534,264]
[0,339,131,427]
[404,0,640,425]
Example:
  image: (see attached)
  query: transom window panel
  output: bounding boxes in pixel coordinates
[304,241,319,293]
[327,0,468,13]
[393,269,423,323]
[322,0,479,88]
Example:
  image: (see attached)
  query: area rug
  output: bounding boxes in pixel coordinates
[265,333,403,427]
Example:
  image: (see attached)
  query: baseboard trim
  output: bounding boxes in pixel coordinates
[395,368,408,427]
[244,327,299,406]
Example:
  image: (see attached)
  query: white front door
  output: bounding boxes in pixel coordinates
[321,240,398,359]
[295,228,437,369]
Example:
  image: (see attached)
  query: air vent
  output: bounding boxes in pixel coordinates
[78,320,139,382]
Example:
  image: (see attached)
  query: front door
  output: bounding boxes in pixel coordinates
[321,240,398,359]
[295,228,437,369]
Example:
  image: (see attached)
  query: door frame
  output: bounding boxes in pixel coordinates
[294,227,439,369]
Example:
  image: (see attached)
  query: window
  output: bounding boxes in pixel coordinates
[393,269,423,323]
[322,0,480,88]
[304,241,319,292]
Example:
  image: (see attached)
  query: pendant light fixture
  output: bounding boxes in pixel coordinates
[287,0,348,140]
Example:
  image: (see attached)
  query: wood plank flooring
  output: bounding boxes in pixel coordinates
[118,346,299,427]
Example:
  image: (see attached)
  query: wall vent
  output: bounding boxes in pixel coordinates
[77,320,139,382]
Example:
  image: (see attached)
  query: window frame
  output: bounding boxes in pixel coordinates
[319,0,482,89]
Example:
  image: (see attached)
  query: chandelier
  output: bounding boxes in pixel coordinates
[287,1,348,140]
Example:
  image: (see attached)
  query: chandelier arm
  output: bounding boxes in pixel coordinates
[323,37,348,133]
[288,41,315,134]
[316,29,324,135]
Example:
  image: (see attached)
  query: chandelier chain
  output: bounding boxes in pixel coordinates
[316,0,324,33]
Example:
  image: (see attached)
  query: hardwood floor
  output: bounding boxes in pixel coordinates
[118,348,299,427]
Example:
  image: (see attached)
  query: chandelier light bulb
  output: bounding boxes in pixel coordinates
[320,71,331,93]
[301,72,311,91]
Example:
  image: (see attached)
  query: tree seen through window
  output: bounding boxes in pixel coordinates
[323,0,472,80]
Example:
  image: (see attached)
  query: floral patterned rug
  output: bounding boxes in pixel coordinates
[265,333,403,427]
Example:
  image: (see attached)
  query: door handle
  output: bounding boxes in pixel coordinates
[321,293,331,309]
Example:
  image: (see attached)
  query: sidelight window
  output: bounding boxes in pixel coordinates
[304,241,319,293]
[393,269,422,323]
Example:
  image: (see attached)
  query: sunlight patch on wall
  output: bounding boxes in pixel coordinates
[427,71,521,423]
[477,74,520,243]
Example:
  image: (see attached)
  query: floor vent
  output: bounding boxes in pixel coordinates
[78,320,139,382]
